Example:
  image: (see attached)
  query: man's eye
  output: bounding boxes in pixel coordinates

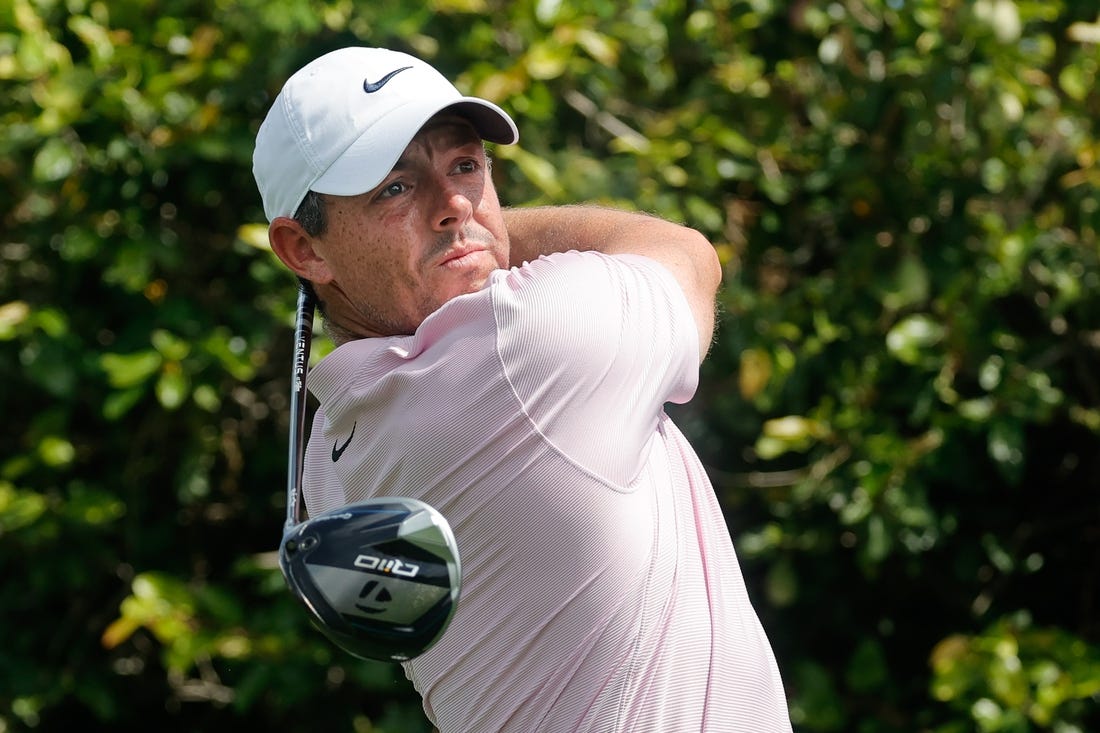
[455,159,478,174]
[378,181,406,199]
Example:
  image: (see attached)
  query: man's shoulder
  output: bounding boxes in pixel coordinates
[511,248,664,274]
[491,249,672,305]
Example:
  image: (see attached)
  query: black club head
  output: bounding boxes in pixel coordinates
[279,497,461,662]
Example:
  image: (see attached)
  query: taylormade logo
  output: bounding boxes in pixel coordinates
[355,554,420,578]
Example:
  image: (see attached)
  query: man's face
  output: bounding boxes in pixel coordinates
[310,116,509,337]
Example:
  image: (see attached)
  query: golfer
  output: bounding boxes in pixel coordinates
[253,46,792,733]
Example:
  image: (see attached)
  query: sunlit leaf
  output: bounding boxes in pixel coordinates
[236,223,270,250]
[100,350,162,388]
[738,347,772,399]
[524,41,568,80]
[151,329,190,361]
[100,616,140,650]
[0,301,31,340]
[37,436,75,467]
[31,137,78,182]
[885,314,945,365]
[0,482,48,533]
[155,367,190,410]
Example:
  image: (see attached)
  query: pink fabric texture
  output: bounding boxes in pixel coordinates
[302,251,792,732]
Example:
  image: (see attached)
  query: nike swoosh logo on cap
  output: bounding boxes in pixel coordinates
[332,421,356,462]
[363,66,413,93]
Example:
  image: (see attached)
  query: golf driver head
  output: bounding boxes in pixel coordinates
[280,496,461,662]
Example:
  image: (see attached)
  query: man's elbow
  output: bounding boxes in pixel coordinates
[685,226,723,298]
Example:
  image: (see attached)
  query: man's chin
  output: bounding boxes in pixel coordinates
[442,259,500,293]
[440,277,491,306]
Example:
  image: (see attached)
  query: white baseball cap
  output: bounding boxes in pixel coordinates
[253,47,519,222]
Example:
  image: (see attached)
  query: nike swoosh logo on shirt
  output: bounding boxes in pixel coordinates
[332,421,356,462]
[363,67,412,93]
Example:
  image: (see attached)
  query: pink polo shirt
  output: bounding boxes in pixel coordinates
[302,251,791,732]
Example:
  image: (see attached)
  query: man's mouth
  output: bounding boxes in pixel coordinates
[438,245,489,268]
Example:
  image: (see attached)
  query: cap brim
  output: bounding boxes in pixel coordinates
[312,97,518,199]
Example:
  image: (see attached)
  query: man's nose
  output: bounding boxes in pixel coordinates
[432,182,474,231]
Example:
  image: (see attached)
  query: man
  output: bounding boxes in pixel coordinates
[253,46,791,732]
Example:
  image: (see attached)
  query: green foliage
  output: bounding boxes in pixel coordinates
[931,612,1100,732]
[2,0,1098,731]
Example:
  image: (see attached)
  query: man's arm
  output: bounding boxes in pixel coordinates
[503,205,722,361]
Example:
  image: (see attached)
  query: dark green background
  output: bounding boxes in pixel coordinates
[2,0,1098,730]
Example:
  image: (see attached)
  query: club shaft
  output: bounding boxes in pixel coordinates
[286,281,316,531]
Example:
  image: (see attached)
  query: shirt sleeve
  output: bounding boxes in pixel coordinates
[490,250,700,487]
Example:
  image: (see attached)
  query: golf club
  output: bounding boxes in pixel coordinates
[278,281,461,662]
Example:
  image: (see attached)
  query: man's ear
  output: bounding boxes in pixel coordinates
[268,217,335,284]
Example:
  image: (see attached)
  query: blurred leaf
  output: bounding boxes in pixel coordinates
[100,350,162,389]
[0,301,32,340]
[236,223,270,250]
[37,436,75,467]
[0,482,48,534]
[151,329,190,362]
[31,137,78,181]
[846,638,888,694]
[788,661,847,731]
[738,347,772,399]
[765,556,798,607]
[155,366,189,410]
[63,485,125,525]
[886,314,945,365]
